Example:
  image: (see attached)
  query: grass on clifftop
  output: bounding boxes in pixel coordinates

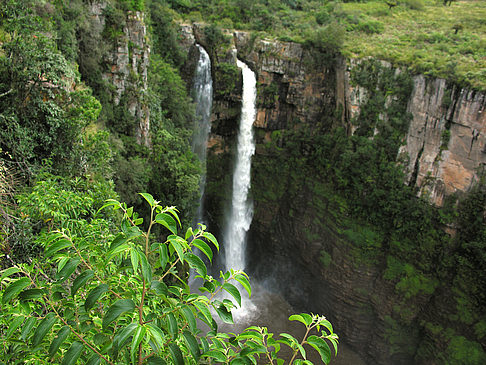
[342,0,486,90]
[175,0,485,91]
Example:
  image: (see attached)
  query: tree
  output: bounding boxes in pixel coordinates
[0,191,338,364]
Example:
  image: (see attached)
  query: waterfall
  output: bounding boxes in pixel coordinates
[224,60,257,272]
[191,45,213,223]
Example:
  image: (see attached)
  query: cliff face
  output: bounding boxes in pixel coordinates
[180,26,486,364]
[90,1,150,146]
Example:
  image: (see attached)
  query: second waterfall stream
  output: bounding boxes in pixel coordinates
[224,60,257,273]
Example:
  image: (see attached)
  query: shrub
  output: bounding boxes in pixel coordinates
[0,194,338,364]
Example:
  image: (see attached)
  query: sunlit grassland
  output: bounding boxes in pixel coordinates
[342,0,486,89]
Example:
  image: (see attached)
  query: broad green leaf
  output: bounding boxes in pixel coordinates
[185,227,194,240]
[202,232,219,251]
[139,193,155,207]
[147,357,165,365]
[168,236,185,262]
[113,323,138,357]
[56,258,80,283]
[234,274,251,298]
[98,199,120,212]
[223,283,241,307]
[180,305,197,332]
[2,277,31,303]
[159,244,168,270]
[151,280,168,296]
[107,243,130,260]
[185,253,207,278]
[139,251,152,283]
[6,316,24,338]
[167,313,178,339]
[85,284,109,311]
[0,267,21,282]
[203,349,226,362]
[86,354,101,365]
[318,318,333,333]
[183,331,200,361]
[215,303,233,324]
[155,213,177,235]
[102,299,135,330]
[193,301,212,325]
[165,207,182,227]
[130,248,139,274]
[71,270,94,297]
[328,337,338,356]
[307,336,331,364]
[169,343,184,365]
[32,312,57,346]
[147,323,165,350]
[21,317,36,340]
[192,239,213,262]
[200,337,209,353]
[110,233,128,251]
[289,313,312,327]
[61,341,84,365]
[45,239,71,258]
[130,325,146,365]
[296,343,306,359]
[49,326,70,358]
[19,288,44,301]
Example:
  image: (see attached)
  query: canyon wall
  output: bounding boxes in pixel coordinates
[180,25,486,364]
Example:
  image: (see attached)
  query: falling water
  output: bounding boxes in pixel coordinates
[224,60,256,272]
[192,45,213,223]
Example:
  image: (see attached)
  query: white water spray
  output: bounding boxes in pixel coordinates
[224,60,257,272]
[191,45,213,223]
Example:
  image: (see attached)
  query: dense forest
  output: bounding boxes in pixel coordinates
[1,0,485,364]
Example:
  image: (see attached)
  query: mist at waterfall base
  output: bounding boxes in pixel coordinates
[191,55,365,364]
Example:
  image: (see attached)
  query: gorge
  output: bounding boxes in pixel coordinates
[181,24,486,365]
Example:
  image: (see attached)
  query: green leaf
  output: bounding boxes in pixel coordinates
[61,341,84,365]
[150,280,168,296]
[110,233,128,251]
[86,354,101,365]
[307,336,331,364]
[71,270,94,297]
[18,288,44,301]
[183,331,200,361]
[155,213,177,235]
[168,236,185,262]
[147,323,165,350]
[234,274,251,298]
[147,357,166,365]
[139,193,155,207]
[202,232,219,251]
[180,305,197,332]
[21,317,36,340]
[215,303,233,324]
[193,301,212,325]
[167,313,178,339]
[113,323,138,357]
[159,243,168,270]
[130,325,146,365]
[107,243,130,260]
[203,349,227,362]
[6,316,24,338]
[0,267,21,282]
[49,326,71,358]
[169,343,184,365]
[296,343,306,359]
[2,277,31,303]
[45,239,71,258]
[130,248,139,274]
[223,283,241,307]
[98,199,120,213]
[32,312,57,347]
[56,258,80,283]
[185,253,207,278]
[102,299,135,330]
[289,313,313,327]
[192,239,213,262]
[85,284,109,311]
[318,318,333,333]
[139,251,152,283]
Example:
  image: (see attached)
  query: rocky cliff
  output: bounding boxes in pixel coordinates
[90,1,150,146]
[180,26,486,364]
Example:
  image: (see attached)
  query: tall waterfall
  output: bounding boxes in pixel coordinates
[191,45,213,223]
[224,60,257,272]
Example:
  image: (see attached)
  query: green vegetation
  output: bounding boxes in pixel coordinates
[0,193,338,364]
